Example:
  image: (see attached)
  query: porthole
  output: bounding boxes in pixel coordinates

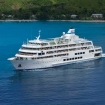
[75,53,77,55]
[63,59,66,61]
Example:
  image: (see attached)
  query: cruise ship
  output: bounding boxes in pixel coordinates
[8,28,102,70]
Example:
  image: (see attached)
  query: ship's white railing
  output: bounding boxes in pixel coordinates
[19,46,88,54]
[94,46,102,49]
[23,42,49,46]
[15,54,35,58]
[94,46,102,52]
[21,42,92,51]
[8,57,15,60]
[19,49,40,53]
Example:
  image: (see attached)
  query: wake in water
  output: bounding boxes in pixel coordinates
[54,58,103,70]
[12,58,103,72]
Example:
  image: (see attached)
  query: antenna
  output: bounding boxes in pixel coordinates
[36,30,41,41]
[31,29,32,40]
[39,30,41,36]
[27,38,28,44]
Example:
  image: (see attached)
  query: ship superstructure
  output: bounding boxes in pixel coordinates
[8,28,102,70]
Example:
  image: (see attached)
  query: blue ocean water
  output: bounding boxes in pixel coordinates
[0,21,105,105]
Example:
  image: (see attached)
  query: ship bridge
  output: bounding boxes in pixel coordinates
[61,28,79,41]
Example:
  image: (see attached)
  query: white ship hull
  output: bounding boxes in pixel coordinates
[10,54,102,70]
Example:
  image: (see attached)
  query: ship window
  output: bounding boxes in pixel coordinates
[78,53,79,55]
[75,53,77,55]
[75,57,77,59]
[16,57,19,60]
[70,58,71,60]
[96,49,101,51]
[42,53,45,55]
[80,52,82,54]
[80,56,82,59]
[83,52,85,54]
[20,57,23,60]
[38,53,41,55]
[94,53,101,57]
[86,42,92,45]
[89,50,94,53]
[78,57,79,59]
[63,59,66,61]
[72,58,74,60]
[67,59,69,61]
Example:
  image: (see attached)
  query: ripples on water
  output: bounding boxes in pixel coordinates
[5,59,105,105]
[0,22,105,105]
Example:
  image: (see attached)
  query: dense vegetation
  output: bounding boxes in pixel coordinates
[0,0,105,20]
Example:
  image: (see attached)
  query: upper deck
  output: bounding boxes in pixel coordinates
[22,28,92,48]
[14,28,96,58]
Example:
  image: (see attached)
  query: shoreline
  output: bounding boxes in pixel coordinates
[0,19,105,22]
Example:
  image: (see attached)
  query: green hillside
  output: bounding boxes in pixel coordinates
[0,0,105,20]
[0,0,69,10]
